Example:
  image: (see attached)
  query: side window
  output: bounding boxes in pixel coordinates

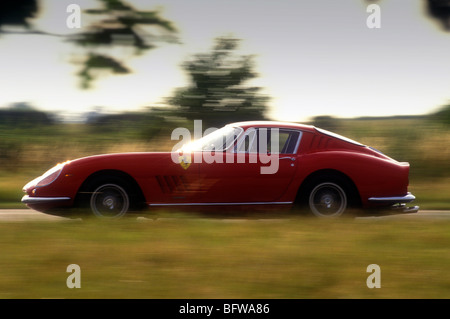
[266,129,301,154]
[237,128,301,154]
[280,130,301,154]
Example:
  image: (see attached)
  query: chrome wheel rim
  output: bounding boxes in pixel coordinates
[90,184,129,218]
[309,182,347,217]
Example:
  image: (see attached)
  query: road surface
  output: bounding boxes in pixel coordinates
[0,209,449,222]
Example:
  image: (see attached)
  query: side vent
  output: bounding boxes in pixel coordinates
[156,175,188,193]
[309,135,332,150]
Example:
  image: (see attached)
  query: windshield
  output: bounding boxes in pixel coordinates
[182,126,243,152]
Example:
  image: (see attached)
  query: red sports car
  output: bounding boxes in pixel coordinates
[22,121,418,218]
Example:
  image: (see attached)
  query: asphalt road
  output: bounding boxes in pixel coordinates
[0,209,449,222]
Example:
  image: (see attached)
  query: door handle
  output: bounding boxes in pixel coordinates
[280,156,296,161]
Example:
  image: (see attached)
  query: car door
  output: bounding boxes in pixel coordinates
[198,127,302,203]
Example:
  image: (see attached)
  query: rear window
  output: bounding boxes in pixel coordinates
[315,128,364,146]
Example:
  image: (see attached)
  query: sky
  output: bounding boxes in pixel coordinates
[0,0,449,122]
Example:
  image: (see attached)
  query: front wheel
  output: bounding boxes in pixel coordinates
[89,183,130,218]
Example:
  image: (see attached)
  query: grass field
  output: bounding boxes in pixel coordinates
[0,215,449,298]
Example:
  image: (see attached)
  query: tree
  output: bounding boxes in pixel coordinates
[426,0,450,30]
[0,102,53,126]
[0,1,178,89]
[431,104,450,126]
[168,36,269,128]
[0,1,38,29]
[365,0,450,31]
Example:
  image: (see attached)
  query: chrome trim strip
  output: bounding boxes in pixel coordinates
[21,195,71,204]
[279,156,296,161]
[149,201,293,207]
[291,130,302,154]
[368,192,416,203]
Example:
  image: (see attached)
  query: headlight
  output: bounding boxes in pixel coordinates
[36,165,63,187]
[26,161,70,189]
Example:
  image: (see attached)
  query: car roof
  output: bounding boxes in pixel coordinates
[228,120,316,132]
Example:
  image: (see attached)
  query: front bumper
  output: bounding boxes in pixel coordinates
[21,195,71,204]
[368,192,419,214]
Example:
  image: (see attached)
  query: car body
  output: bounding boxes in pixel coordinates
[22,121,419,218]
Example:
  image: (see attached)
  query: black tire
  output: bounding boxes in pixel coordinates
[308,181,347,217]
[296,174,358,218]
[77,176,137,219]
[89,182,130,218]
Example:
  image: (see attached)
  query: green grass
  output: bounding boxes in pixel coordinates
[409,178,450,210]
[0,173,36,208]
[0,216,449,298]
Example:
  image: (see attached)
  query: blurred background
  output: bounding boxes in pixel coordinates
[0,0,448,208]
[0,0,449,299]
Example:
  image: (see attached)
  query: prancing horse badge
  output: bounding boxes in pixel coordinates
[179,154,192,170]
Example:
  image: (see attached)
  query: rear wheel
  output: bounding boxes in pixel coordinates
[308,182,347,217]
[295,173,359,218]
